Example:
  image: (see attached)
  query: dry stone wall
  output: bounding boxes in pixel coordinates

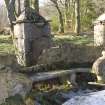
[38,43,103,69]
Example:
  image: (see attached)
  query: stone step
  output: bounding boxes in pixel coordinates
[29,68,91,82]
[87,82,105,90]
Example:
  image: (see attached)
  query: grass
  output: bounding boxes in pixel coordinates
[53,34,94,46]
[0,35,15,54]
[0,34,94,54]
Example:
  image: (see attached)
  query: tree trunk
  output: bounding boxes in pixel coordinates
[75,0,81,35]
[34,0,39,13]
[4,0,16,29]
[50,0,64,33]
[64,0,71,30]
[56,5,64,33]
[25,0,30,7]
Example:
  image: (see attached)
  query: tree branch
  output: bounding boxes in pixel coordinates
[4,0,16,26]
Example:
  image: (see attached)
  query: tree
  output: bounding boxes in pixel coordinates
[64,0,71,31]
[30,0,39,13]
[80,0,96,31]
[75,0,81,35]
[93,0,105,15]
[50,0,64,33]
[0,3,9,31]
[4,0,16,29]
[25,0,30,7]
[34,0,39,13]
[4,0,30,29]
[49,0,81,34]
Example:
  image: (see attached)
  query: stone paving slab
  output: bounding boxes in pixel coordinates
[29,68,90,82]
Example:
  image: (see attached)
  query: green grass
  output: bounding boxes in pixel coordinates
[53,34,94,46]
[0,34,94,54]
[0,35,15,54]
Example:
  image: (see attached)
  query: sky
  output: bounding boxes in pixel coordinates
[39,0,48,6]
[0,0,3,4]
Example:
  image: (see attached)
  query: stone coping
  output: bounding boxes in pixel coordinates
[12,20,51,25]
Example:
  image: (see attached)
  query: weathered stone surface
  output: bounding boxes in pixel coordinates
[0,54,17,67]
[0,67,32,104]
[0,94,25,105]
[94,23,105,46]
[38,43,102,69]
[13,7,52,66]
[63,90,105,105]
[92,51,105,82]
[29,68,90,82]
[94,14,105,46]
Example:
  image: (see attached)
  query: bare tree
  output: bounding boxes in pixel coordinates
[50,0,64,33]
[4,0,30,27]
[64,0,70,26]
[75,0,81,35]
[4,0,16,30]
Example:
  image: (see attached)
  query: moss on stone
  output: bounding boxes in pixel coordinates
[0,94,25,105]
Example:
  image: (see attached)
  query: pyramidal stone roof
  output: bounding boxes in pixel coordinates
[94,13,105,24]
[97,13,105,21]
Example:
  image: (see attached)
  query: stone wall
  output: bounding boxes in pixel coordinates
[0,54,18,68]
[0,44,103,69]
[38,43,103,69]
[14,21,52,66]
